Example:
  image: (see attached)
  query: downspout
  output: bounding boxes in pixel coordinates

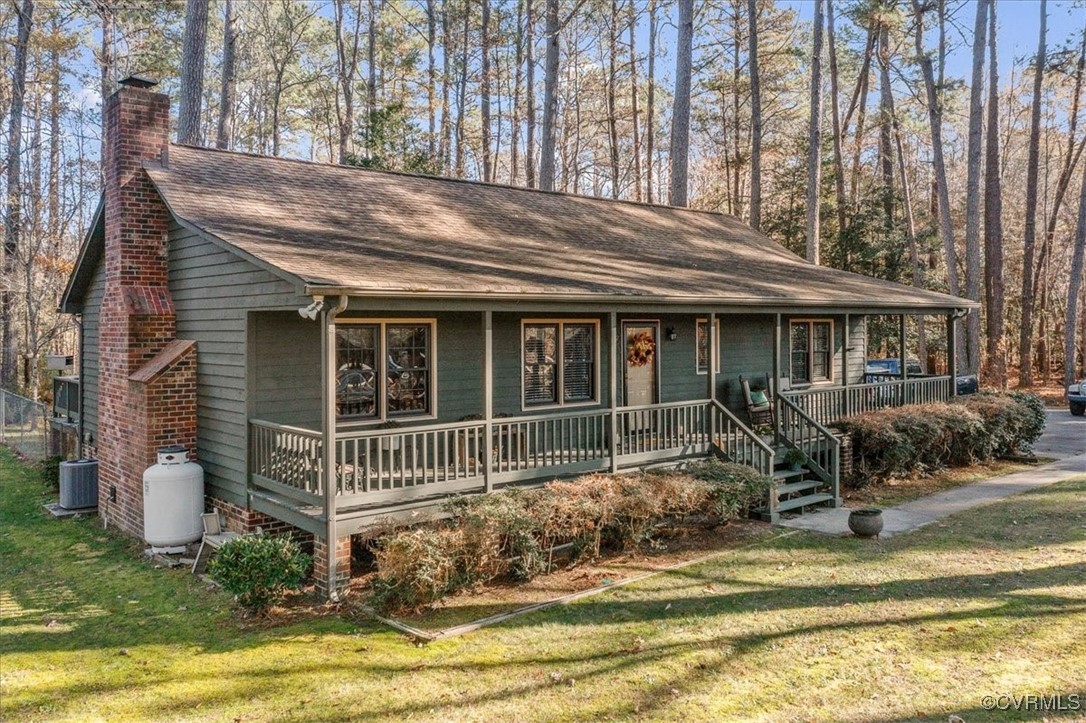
[321,295,348,600]
[75,313,85,458]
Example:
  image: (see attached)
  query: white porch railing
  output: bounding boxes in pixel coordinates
[249,398,774,512]
[778,395,841,508]
[780,375,952,427]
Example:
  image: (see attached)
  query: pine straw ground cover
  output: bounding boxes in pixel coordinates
[3,446,1085,722]
[841,459,1048,509]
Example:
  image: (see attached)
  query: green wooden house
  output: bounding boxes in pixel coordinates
[62,80,976,595]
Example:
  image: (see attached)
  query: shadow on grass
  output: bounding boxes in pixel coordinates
[3,448,1084,721]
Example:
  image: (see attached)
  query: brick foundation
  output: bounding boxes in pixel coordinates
[313,536,352,598]
[838,432,853,485]
[206,496,310,540]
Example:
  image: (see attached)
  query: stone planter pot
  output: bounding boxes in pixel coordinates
[848,508,884,538]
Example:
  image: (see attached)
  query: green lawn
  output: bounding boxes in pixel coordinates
[2,447,1084,722]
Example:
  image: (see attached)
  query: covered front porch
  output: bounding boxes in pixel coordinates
[244,305,962,550]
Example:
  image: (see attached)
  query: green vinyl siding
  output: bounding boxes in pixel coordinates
[79,258,106,443]
[168,221,307,507]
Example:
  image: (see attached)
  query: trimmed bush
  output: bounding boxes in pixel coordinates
[371,466,772,614]
[684,459,775,519]
[956,391,1045,456]
[837,391,1047,488]
[208,534,311,615]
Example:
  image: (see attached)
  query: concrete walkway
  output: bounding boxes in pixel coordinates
[778,409,1086,538]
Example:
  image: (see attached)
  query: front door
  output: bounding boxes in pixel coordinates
[623,321,659,406]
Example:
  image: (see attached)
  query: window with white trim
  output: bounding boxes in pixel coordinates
[790,320,833,385]
[523,321,598,407]
[336,321,433,419]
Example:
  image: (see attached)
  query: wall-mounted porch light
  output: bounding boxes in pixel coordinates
[298,296,325,321]
[666,327,678,341]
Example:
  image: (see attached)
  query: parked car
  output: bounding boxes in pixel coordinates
[864,357,978,396]
[1068,378,1086,416]
[864,358,923,378]
[955,374,979,396]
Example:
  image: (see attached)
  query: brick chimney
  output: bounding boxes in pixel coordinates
[96,77,197,538]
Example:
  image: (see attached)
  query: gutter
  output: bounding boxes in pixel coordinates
[303,285,981,312]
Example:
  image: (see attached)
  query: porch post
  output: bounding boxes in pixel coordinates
[708,312,718,443]
[946,313,958,398]
[899,314,909,405]
[609,312,619,473]
[899,315,908,380]
[773,314,782,444]
[843,313,851,417]
[320,298,341,600]
[483,311,493,492]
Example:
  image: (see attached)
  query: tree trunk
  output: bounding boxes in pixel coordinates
[440,0,452,171]
[368,0,378,127]
[427,0,438,160]
[1019,0,1047,387]
[511,0,525,184]
[984,0,1006,387]
[962,0,989,376]
[805,0,824,264]
[877,23,894,230]
[48,26,61,247]
[456,0,470,177]
[525,0,537,187]
[539,0,560,191]
[481,0,492,181]
[646,0,657,203]
[826,0,843,240]
[2,0,33,391]
[178,0,210,145]
[628,0,642,202]
[1068,160,1086,386]
[847,30,873,213]
[669,0,693,206]
[731,19,742,217]
[747,0,761,229]
[334,0,362,163]
[216,0,238,150]
[1034,28,1086,320]
[99,2,114,104]
[607,0,620,198]
[911,0,963,370]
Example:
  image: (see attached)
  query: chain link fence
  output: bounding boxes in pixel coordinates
[1,388,50,461]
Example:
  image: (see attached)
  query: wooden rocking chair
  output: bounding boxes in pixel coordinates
[740,373,775,429]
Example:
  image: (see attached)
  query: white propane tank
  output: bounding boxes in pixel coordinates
[143,445,204,547]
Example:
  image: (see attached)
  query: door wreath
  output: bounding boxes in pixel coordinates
[627,331,656,367]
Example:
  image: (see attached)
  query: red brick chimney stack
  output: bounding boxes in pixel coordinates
[95,77,197,537]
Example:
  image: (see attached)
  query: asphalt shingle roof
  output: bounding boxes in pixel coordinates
[144,144,974,310]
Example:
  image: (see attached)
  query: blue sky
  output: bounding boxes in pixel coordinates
[783,0,1084,78]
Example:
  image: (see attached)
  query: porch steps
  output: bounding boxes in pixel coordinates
[774,492,836,513]
[775,479,823,496]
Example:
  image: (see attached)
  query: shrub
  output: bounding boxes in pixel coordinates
[837,391,1048,488]
[39,455,63,492]
[371,526,471,613]
[956,391,1045,456]
[371,467,768,614]
[208,534,311,615]
[685,459,774,519]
